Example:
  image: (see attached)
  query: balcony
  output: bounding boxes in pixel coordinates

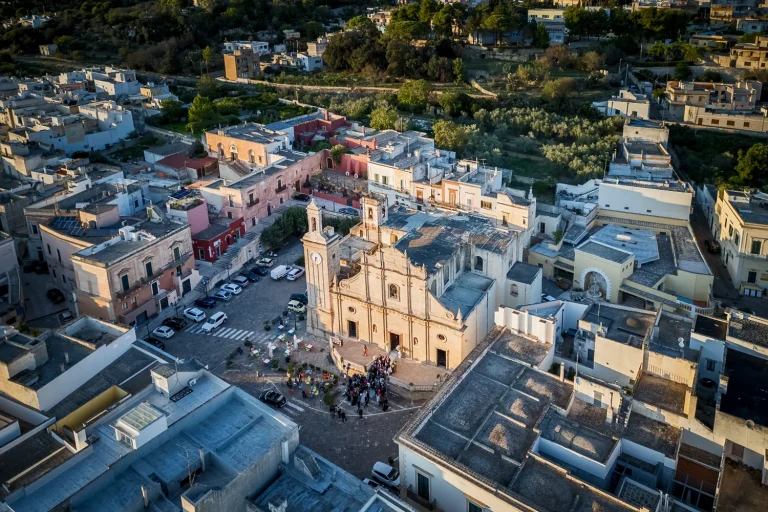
[406,486,436,511]
[275,185,287,194]
[246,199,260,207]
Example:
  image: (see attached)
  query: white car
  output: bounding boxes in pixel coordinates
[220,283,243,295]
[213,290,233,301]
[201,311,227,332]
[371,462,400,488]
[287,266,305,281]
[257,257,275,267]
[183,307,206,322]
[152,326,175,339]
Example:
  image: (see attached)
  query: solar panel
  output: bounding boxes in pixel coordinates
[170,188,191,200]
[51,216,77,229]
[68,226,86,237]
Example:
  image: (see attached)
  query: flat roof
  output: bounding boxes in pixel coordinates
[728,314,768,348]
[73,220,188,265]
[581,303,655,347]
[716,458,768,512]
[118,402,164,431]
[591,224,659,264]
[506,261,541,285]
[634,372,688,416]
[492,330,553,367]
[538,407,618,463]
[438,272,494,318]
[10,334,94,390]
[623,412,680,459]
[576,240,633,264]
[719,347,768,425]
[146,142,190,157]
[650,312,696,361]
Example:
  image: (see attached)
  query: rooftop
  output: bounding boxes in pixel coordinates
[537,408,618,463]
[650,312,696,361]
[72,220,188,266]
[223,152,308,190]
[719,347,768,426]
[576,240,633,265]
[581,303,655,347]
[634,372,689,416]
[716,460,768,512]
[622,412,681,459]
[728,313,768,348]
[438,272,494,318]
[491,330,553,367]
[9,333,94,390]
[591,224,660,265]
[208,123,284,144]
[506,261,541,285]
[146,142,191,157]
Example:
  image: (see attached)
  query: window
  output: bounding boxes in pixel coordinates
[145,261,153,279]
[510,284,519,297]
[368,208,373,220]
[466,198,473,208]
[706,359,717,371]
[134,199,139,208]
[752,240,761,255]
[52,269,56,278]
[382,176,388,186]
[372,324,377,333]
[122,303,127,310]
[728,224,734,237]
[47,244,51,255]
[32,224,38,235]
[416,472,430,501]
[400,179,405,191]
[413,337,418,345]
[374,174,379,183]
[727,120,735,127]
[228,196,234,207]
[437,334,446,341]
[474,256,483,271]
[390,234,398,244]
[151,281,159,296]
[468,501,484,512]
[121,274,130,292]
[744,122,750,128]
[480,200,492,210]
[174,246,181,261]
[57,249,61,263]
[227,211,233,219]
[388,284,399,300]
[711,119,719,125]
[249,192,254,205]
[734,231,740,246]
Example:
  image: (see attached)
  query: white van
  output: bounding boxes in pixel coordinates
[271,265,290,280]
[202,312,227,333]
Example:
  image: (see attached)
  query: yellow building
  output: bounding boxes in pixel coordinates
[223,48,260,82]
[716,189,768,296]
[302,194,527,371]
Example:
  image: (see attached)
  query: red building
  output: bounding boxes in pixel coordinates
[192,217,245,262]
[292,111,348,146]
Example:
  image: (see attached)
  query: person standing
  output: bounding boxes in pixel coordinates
[364,393,369,407]
[341,411,347,423]
[358,407,364,419]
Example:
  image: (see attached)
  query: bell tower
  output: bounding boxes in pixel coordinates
[302,200,341,336]
[361,193,388,243]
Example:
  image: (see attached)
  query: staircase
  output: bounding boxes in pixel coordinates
[617,397,632,427]
[194,231,259,292]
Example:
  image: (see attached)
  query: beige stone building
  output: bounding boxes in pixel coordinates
[72,210,199,324]
[683,104,768,134]
[715,189,768,296]
[223,48,260,82]
[726,35,768,68]
[302,195,527,370]
[664,80,762,121]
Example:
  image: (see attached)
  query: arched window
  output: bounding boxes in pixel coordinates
[390,234,398,244]
[443,268,449,284]
[311,217,317,232]
[368,208,374,220]
[475,256,484,271]
[372,324,377,333]
[388,284,399,300]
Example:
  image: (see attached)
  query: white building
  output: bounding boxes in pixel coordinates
[593,88,651,119]
[223,40,271,55]
[86,67,141,98]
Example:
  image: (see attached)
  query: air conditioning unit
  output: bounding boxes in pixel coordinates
[188,378,197,387]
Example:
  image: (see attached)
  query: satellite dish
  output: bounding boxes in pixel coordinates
[747,419,756,429]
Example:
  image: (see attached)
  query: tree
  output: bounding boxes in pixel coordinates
[330,144,350,164]
[733,144,768,186]
[674,62,691,80]
[438,92,461,116]
[542,78,577,101]
[433,120,470,151]
[532,23,550,49]
[160,99,185,123]
[202,45,214,76]
[453,57,465,84]
[397,79,432,112]
[698,70,723,83]
[197,75,221,99]
[652,88,667,104]
[419,0,440,24]
[738,33,757,44]
[346,15,377,33]
[303,21,324,40]
[160,43,182,75]
[186,95,217,132]
[432,5,455,39]
[370,101,399,130]
[580,51,604,72]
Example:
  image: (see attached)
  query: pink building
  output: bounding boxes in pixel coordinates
[165,195,209,236]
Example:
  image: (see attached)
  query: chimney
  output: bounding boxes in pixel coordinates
[141,485,149,508]
[362,126,365,136]
[324,110,329,121]
[199,447,206,472]
[373,137,377,150]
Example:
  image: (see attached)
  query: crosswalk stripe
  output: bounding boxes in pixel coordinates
[226,328,243,339]
[285,401,305,412]
[234,330,251,340]
[215,327,236,337]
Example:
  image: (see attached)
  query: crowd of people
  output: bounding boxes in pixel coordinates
[331,355,397,420]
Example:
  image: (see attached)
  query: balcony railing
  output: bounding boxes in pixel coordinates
[406,486,436,511]
[247,199,260,207]
[275,185,287,193]
[114,252,191,299]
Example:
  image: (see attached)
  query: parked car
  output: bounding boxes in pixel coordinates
[201,311,227,332]
[705,239,721,254]
[338,207,359,216]
[271,265,291,280]
[146,338,165,350]
[183,307,206,322]
[257,257,275,267]
[220,283,243,295]
[293,193,311,202]
[362,478,380,490]
[162,317,187,330]
[46,288,65,304]
[287,300,306,314]
[213,290,233,302]
[252,266,270,276]
[152,326,175,339]
[371,462,400,488]
[230,275,250,288]
[259,390,287,408]
[290,293,308,305]
[195,297,217,309]
[240,270,260,283]
[287,266,305,281]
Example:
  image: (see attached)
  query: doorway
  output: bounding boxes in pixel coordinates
[267,204,272,216]
[593,391,603,406]
[348,320,357,338]
[389,332,400,351]
[160,297,169,310]
[436,349,447,368]
[294,180,300,192]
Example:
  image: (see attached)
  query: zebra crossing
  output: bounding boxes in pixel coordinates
[182,323,277,344]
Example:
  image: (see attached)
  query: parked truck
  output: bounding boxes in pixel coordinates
[271,265,290,280]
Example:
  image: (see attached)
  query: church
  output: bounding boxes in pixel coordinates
[302,194,536,370]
